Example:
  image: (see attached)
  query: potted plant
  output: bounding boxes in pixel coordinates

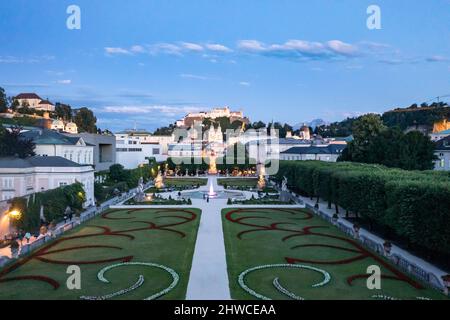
[353,223,361,238]
[10,240,20,258]
[442,275,450,296]
[332,213,339,224]
[383,241,392,256]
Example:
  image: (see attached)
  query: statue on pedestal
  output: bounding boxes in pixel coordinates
[154,171,165,189]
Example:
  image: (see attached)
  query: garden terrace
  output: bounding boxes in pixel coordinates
[222,207,447,300]
[0,208,201,299]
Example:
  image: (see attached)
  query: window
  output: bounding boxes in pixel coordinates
[441,159,445,168]
[2,178,13,190]
[59,182,68,187]
[153,148,160,155]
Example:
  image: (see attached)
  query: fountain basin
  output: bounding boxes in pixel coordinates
[181,190,245,200]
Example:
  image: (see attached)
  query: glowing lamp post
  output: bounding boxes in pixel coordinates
[8,210,22,221]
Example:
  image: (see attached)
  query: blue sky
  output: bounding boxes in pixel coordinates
[1,0,450,132]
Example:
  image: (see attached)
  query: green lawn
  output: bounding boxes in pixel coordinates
[222,207,448,300]
[0,208,201,300]
[218,178,258,188]
[164,178,207,187]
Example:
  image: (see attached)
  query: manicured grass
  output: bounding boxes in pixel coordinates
[218,178,258,188]
[222,208,448,300]
[0,208,201,300]
[165,178,207,187]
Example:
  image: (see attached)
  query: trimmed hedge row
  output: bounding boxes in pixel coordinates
[276,161,450,254]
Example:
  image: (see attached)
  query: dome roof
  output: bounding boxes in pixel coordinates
[65,122,77,128]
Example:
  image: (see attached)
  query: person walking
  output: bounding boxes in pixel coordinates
[24,232,31,244]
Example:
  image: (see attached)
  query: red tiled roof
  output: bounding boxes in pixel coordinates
[39,100,54,105]
[15,93,42,100]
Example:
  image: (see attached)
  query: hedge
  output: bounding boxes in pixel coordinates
[10,182,86,232]
[276,161,450,255]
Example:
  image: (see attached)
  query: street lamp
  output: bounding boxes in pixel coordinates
[8,209,22,221]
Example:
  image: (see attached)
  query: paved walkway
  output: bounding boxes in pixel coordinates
[186,176,231,300]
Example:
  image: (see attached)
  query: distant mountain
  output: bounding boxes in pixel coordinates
[293,118,327,130]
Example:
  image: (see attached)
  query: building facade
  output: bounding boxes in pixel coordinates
[115,133,164,169]
[63,132,116,172]
[0,156,95,207]
[14,93,55,112]
[280,145,346,162]
[20,129,94,166]
[434,136,450,171]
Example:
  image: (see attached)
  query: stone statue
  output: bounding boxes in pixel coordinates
[282,176,288,191]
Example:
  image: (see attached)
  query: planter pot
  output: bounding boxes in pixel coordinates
[442,275,450,289]
[383,243,392,256]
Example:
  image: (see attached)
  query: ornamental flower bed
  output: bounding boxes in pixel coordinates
[238,264,331,300]
[81,262,179,300]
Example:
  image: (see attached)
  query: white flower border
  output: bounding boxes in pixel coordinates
[238,264,331,300]
[81,275,145,300]
[80,262,179,300]
[272,277,304,300]
[372,294,432,301]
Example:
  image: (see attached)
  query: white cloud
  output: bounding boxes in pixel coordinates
[0,55,55,64]
[181,42,204,52]
[237,40,266,52]
[102,105,202,116]
[57,79,72,85]
[180,73,208,80]
[239,81,251,86]
[105,47,131,55]
[149,43,183,56]
[327,40,358,56]
[130,45,145,53]
[426,55,449,62]
[205,44,232,53]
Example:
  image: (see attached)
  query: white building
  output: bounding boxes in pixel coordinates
[115,134,164,169]
[0,156,95,207]
[434,136,450,171]
[280,145,346,162]
[430,129,450,142]
[14,93,55,112]
[20,129,94,166]
[178,106,248,128]
[168,143,203,158]
[116,129,174,156]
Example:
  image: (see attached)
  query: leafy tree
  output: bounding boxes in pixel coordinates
[10,99,19,112]
[0,87,8,113]
[74,107,97,133]
[55,102,72,121]
[340,124,436,171]
[153,124,176,135]
[108,164,129,182]
[0,126,36,158]
[339,114,386,163]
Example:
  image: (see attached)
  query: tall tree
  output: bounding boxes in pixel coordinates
[0,87,8,113]
[74,107,97,133]
[340,114,386,162]
[0,126,36,158]
[55,102,72,121]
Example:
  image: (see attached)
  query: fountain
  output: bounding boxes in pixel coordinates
[208,183,218,198]
[208,151,218,175]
